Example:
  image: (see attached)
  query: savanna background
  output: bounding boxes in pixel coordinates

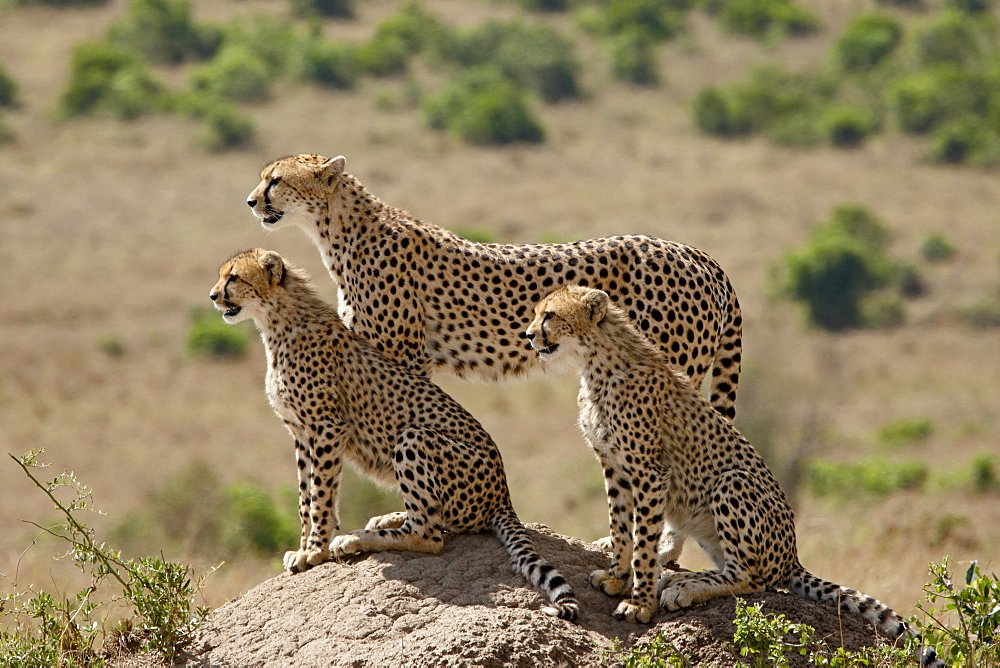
[1,0,998,642]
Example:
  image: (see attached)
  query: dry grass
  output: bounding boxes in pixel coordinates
[1,0,997,621]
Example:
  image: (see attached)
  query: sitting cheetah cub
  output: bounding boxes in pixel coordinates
[525,285,939,663]
[210,249,579,620]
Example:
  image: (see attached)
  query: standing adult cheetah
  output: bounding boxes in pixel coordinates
[524,285,940,665]
[247,153,743,420]
[209,248,579,620]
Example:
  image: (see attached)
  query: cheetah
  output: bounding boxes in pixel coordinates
[524,285,940,664]
[209,248,579,620]
[247,153,743,421]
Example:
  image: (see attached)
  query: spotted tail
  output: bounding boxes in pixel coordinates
[788,566,943,667]
[491,513,579,621]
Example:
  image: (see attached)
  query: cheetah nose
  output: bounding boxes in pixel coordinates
[525,332,535,340]
[210,292,218,301]
[247,198,257,208]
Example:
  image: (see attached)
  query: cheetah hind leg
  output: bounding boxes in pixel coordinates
[365,511,407,530]
[331,430,447,559]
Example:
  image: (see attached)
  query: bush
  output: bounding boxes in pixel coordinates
[918,233,957,263]
[107,0,221,64]
[912,9,984,68]
[608,28,660,85]
[876,418,935,448]
[517,0,567,10]
[818,105,876,147]
[779,205,894,330]
[296,39,359,88]
[0,65,17,107]
[423,68,545,145]
[221,17,298,80]
[60,42,164,118]
[928,116,996,164]
[693,65,817,138]
[290,0,354,19]
[835,13,903,72]
[199,103,255,151]
[592,0,687,42]
[186,306,251,356]
[915,560,1000,664]
[221,482,300,557]
[806,457,928,499]
[354,32,410,77]
[189,44,271,101]
[443,21,581,102]
[719,0,820,40]
[370,1,450,59]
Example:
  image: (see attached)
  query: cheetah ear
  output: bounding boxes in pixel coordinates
[260,250,284,287]
[318,155,346,182]
[584,290,609,324]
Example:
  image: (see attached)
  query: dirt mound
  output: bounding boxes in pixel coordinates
[180,525,882,667]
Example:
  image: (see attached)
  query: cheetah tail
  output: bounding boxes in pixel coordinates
[787,566,943,667]
[707,293,741,422]
[490,513,580,622]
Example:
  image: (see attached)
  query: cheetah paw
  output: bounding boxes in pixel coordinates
[365,512,407,530]
[659,585,694,611]
[590,569,628,597]
[283,547,328,573]
[613,599,656,624]
[330,533,364,559]
[592,535,614,552]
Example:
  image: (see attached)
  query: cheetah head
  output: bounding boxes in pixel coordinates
[247,154,347,230]
[526,285,609,364]
[210,248,287,325]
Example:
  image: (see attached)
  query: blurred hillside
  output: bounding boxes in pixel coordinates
[1,0,998,623]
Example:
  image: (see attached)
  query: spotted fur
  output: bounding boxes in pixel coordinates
[210,249,579,620]
[525,286,941,665]
[246,153,743,420]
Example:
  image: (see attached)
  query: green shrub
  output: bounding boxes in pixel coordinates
[592,0,687,42]
[960,300,1000,327]
[221,482,300,557]
[444,21,581,102]
[186,306,251,357]
[928,116,995,164]
[517,0,567,10]
[693,87,750,136]
[806,457,928,499]
[296,39,359,88]
[0,65,17,107]
[915,559,1000,664]
[779,205,894,330]
[818,105,875,147]
[889,68,991,134]
[946,0,992,11]
[835,13,903,72]
[199,103,255,151]
[719,0,820,40]
[2,453,212,664]
[107,0,221,64]
[290,0,354,19]
[371,1,450,58]
[355,32,410,77]
[189,44,271,101]
[912,9,984,68]
[969,453,998,492]
[423,68,545,145]
[876,418,934,448]
[609,28,660,85]
[920,232,957,262]
[60,41,164,118]
[221,17,298,80]
[693,65,817,138]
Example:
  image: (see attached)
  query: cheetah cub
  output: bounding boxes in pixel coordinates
[210,249,579,620]
[525,285,939,662]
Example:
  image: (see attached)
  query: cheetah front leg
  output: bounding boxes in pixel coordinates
[611,467,667,624]
[330,428,446,559]
[589,458,635,602]
[282,423,347,573]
